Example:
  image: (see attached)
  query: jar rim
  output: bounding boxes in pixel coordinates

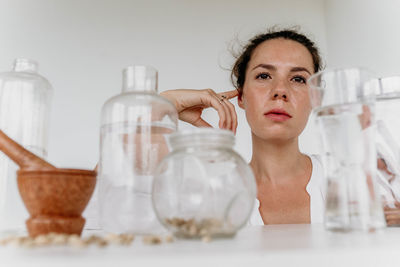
[169,128,235,149]
[365,76,400,99]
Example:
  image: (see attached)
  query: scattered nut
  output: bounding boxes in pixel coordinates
[119,234,134,245]
[96,239,109,247]
[68,235,87,248]
[11,237,31,247]
[34,235,51,246]
[20,238,35,248]
[199,228,208,237]
[201,235,212,243]
[1,230,209,248]
[142,235,162,245]
[52,234,68,245]
[165,235,174,243]
[104,233,120,243]
[188,224,197,236]
[0,236,15,246]
[85,235,104,245]
[104,233,134,246]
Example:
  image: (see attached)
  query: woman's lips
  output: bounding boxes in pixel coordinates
[264,109,292,122]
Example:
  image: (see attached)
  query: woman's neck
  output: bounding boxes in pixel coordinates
[249,133,308,185]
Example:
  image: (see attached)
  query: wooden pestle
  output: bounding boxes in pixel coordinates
[0,129,55,170]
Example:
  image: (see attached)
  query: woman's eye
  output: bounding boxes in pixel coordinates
[291,76,306,84]
[256,73,271,80]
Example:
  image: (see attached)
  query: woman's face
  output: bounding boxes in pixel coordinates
[238,38,314,142]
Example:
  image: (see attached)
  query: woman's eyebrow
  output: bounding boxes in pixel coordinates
[251,64,276,71]
[290,67,311,75]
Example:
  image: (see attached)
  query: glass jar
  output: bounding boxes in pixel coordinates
[0,59,53,234]
[152,128,256,239]
[99,65,178,234]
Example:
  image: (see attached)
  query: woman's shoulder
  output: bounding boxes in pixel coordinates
[307,154,324,189]
[309,154,323,167]
[306,154,325,224]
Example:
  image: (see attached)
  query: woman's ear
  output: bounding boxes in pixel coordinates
[238,90,245,109]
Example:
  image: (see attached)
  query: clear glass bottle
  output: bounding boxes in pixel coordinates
[0,58,53,234]
[99,65,178,234]
[152,128,257,239]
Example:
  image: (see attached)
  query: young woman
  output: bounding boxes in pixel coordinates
[160,28,396,225]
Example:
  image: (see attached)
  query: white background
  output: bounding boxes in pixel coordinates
[0,0,399,168]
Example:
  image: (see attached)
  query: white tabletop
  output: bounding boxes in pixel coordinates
[1,224,400,267]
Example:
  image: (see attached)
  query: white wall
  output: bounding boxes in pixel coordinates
[325,0,400,77]
[0,0,327,167]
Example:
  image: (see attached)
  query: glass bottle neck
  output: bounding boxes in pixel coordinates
[13,58,38,73]
[122,65,158,93]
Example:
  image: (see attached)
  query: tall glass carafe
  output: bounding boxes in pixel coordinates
[99,65,178,234]
[0,59,53,234]
[367,77,400,225]
[308,68,385,232]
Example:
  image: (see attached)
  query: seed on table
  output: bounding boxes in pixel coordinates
[47,232,58,240]
[68,235,80,242]
[10,237,29,246]
[142,235,162,245]
[126,234,135,242]
[6,237,20,246]
[104,233,134,245]
[201,235,211,243]
[104,233,121,244]
[0,236,15,246]
[199,228,209,237]
[189,224,198,236]
[120,234,134,245]
[104,233,118,241]
[21,238,35,248]
[165,235,174,243]
[85,235,102,244]
[52,234,68,245]
[96,239,109,247]
[68,235,87,248]
[34,235,51,246]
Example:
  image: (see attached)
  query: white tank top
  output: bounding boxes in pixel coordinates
[248,154,325,225]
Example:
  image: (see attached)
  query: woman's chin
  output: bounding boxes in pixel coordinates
[252,130,296,143]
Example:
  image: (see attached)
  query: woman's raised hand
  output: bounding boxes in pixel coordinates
[160,89,239,133]
[384,202,400,226]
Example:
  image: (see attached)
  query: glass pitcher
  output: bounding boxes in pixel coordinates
[99,65,178,234]
[308,68,386,231]
[152,128,257,239]
[367,76,400,226]
[0,59,53,234]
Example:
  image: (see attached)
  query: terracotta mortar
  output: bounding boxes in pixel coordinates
[0,130,96,237]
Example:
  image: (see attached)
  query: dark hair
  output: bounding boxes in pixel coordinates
[231,28,323,95]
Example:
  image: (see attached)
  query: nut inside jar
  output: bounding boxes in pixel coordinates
[164,217,235,239]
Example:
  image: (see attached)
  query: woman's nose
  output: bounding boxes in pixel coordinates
[273,93,287,100]
[271,79,289,101]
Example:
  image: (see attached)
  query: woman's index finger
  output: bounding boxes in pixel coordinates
[219,89,239,100]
